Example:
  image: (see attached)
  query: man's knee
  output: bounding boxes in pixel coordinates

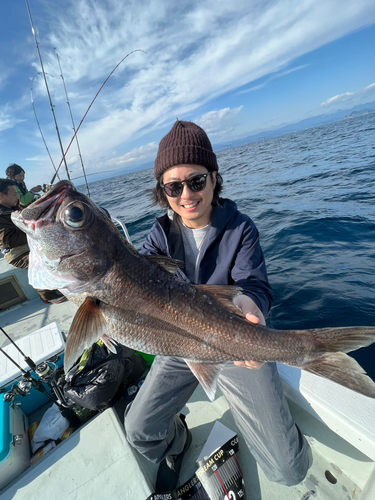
[124,402,147,447]
[268,435,312,486]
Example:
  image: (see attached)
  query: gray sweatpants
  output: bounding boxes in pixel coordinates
[124,355,311,486]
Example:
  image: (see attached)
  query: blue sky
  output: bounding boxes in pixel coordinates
[1,0,375,184]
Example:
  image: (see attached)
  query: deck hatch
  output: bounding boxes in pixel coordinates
[0,275,27,311]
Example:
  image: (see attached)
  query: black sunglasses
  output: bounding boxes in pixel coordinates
[161,172,212,198]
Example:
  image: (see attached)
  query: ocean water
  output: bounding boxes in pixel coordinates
[85,112,375,379]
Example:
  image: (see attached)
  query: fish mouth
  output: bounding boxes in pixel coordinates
[12,180,76,233]
[23,180,75,221]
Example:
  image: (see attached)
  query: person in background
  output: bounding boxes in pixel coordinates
[124,120,311,493]
[0,178,66,304]
[5,163,42,208]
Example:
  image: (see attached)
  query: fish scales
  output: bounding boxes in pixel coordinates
[104,252,305,359]
[93,253,307,363]
[11,180,375,400]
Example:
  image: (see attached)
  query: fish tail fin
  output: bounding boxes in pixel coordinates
[305,326,375,354]
[301,352,375,398]
[64,297,108,373]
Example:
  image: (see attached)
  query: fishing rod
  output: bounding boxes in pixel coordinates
[25,2,145,198]
[50,49,146,185]
[30,72,61,182]
[25,0,71,181]
[54,48,90,196]
[70,169,116,181]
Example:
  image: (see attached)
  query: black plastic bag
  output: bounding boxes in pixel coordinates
[58,341,147,411]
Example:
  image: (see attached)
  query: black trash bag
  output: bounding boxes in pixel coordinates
[58,340,147,411]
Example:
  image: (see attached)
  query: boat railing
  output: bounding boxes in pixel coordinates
[111,217,132,245]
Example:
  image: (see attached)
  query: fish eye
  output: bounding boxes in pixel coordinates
[62,202,88,228]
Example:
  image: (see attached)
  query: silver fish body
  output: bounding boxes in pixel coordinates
[12,180,375,400]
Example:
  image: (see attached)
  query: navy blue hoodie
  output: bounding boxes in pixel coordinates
[141,199,273,317]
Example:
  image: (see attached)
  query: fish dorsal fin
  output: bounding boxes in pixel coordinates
[196,284,244,317]
[64,297,108,373]
[185,360,225,401]
[145,255,184,275]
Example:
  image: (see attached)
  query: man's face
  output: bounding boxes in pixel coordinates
[0,186,20,209]
[161,164,217,229]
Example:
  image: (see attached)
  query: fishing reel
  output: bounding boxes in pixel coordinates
[35,358,58,383]
[42,183,53,193]
[0,326,73,409]
[35,356,75,409]
[3,378,33,403]
[1,356,61,404]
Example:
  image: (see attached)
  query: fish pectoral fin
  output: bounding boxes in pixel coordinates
[145,255,184,275]
[64,297,108,373]
[301,352,375,399]
[185,360,225,402]
[195,285,244,317]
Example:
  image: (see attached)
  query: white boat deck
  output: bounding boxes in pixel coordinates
[2,384,375,500]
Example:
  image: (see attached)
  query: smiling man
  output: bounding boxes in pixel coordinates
[124,121,311,494]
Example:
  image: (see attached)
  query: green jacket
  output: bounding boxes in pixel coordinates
[14,185,36,208]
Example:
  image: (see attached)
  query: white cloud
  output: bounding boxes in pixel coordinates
[321,92,354,106]
[35,0,375,141]
[0,111,24,133]
[196,107,243,140]
[0,115,16,133]
[3,0,375,175]
[321,83,375,108]
[103,142,158,168]
[25,155,52,162]
[238,64,310,95]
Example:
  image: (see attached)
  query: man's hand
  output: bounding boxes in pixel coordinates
[233,294,265,370]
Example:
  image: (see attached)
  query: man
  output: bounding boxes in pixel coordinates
[124,121,311,493]
[0,178,65,303]
[5,163,42,208]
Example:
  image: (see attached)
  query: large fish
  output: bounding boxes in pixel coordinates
[12,180,375,400]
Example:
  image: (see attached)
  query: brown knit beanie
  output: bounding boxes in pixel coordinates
[154,120,218,180]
